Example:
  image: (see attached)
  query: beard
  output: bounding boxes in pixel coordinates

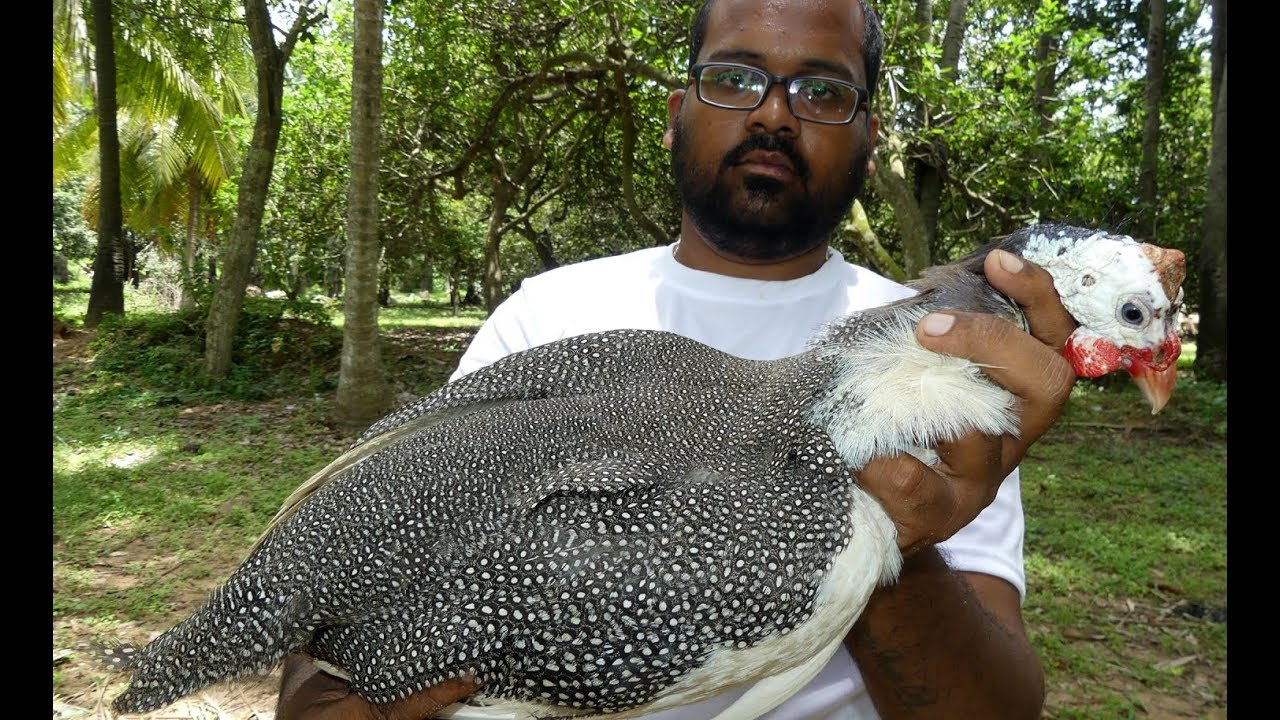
[670,118,869,262]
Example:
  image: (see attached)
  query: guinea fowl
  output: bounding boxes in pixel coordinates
[109,223,1184,719]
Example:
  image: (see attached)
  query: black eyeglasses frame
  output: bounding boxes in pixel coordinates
[689,62,870,125]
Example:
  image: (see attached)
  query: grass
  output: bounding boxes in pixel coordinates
[51,289,1225,718]
[1021,373,1226,718]
[368,294,490,329]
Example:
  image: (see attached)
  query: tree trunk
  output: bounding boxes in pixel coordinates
[872,157,931,279]
[84,0,125,328]
[916,0,968,261]
[483,170,516,313]
[906,0,939,266]
[54,254,70,284]
[842,200,906,283]
[325,235,344,298]
[1137,0,1167,241]
[204,0,317,377]
[180,170,201,310]
[516,223,559,271]
[1029,19,1061,174]
[336,0,392,427]
[1195,15,1226,382]
[613,62,667,245]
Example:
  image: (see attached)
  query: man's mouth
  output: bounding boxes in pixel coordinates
[736,150,797,181]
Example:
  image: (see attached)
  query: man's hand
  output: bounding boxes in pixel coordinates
[856,248,1078,555]
[276,654,481,720]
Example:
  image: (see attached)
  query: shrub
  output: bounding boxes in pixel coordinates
[89,298,342,401]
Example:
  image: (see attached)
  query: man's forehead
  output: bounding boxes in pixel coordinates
[700,0,866,76]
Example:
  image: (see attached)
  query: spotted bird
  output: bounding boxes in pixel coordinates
[109,224,1185,719]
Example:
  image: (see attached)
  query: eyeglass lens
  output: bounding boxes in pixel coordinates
[697,64,860,123]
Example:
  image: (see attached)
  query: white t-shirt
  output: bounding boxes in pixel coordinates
[451,244,1027,720]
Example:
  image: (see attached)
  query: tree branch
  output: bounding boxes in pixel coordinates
[841,200,906,282]
[280,0,328,61]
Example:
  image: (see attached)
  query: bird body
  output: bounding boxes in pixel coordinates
[110,224,1184,719]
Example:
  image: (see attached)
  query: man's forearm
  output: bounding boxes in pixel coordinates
[846,548,1045,719]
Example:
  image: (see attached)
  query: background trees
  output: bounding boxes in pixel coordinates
[55,0,250,324]
[53,0,1225,378]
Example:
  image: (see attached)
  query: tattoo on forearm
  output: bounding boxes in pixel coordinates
[848,623,939,708]
[896,685,939,707]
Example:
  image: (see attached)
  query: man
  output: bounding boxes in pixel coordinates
[279,0,1073,717]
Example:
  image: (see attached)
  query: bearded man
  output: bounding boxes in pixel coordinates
[279,1,1069,718]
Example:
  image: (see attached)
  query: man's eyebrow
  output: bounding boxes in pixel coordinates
[705,50,857,81]
[706,49,768,65]
[799,58,857,81]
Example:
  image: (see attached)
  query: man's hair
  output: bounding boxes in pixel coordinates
[687,0,883,101]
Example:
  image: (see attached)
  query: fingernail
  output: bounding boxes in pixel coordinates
[921,313,954,336]
[996,249,1024,273]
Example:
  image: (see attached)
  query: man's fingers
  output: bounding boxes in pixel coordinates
[276,656,360,720]
[916,310,1075,453]
[933,430,1004,508]
[983,249,1077,349]
[380,676,482,720]
[856,455,955,555]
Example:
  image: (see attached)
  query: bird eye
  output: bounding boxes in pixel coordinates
[1118,300,1149,326]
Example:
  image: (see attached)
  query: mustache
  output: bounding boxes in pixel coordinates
[721,134,810,181]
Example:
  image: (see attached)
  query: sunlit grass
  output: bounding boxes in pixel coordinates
[335,289,488,330]
[54,270,178,326]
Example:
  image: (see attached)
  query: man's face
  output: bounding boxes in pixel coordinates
[668,0,876,263]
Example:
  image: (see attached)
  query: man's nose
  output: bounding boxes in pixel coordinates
[745,83,799,136]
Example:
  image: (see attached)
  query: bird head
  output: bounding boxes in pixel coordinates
[1009,225,1186,414]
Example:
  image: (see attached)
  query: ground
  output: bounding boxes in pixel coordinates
[56,326,320,719]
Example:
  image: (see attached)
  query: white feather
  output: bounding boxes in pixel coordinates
[809,307,1020,470]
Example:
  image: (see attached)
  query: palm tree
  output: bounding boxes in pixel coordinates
[53,0,250,321]
[335,0,392,427]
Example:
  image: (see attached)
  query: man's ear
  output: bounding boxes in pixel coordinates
[866,113,880,175]
[663,89,686,150]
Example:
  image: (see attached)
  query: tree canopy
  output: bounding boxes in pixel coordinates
[53,0,1224,376]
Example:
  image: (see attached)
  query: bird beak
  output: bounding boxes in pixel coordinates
[1130,243,1185,414]
[1128,358,1178,414]
[1124,331,1182,414]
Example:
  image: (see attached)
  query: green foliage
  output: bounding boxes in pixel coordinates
[261,9,353,298]
[860,0,1213,282]
[55,0,1217,313]
[370,0,691,302]
[54,176,97,264]
[88,297,342,402]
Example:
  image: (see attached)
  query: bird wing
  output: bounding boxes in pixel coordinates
[505,456,675,515]
[253,329,715,554]
[273,373,887,716]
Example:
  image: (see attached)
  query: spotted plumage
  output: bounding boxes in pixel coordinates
[110,224,1184,718]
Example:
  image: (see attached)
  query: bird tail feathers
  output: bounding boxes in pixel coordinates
[110,577,309,714]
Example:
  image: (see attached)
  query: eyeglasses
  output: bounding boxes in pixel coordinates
[690,62,869,125]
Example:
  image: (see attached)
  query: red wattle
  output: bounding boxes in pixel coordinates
[1118,332,1182,374]
[1063,335,1122,378]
